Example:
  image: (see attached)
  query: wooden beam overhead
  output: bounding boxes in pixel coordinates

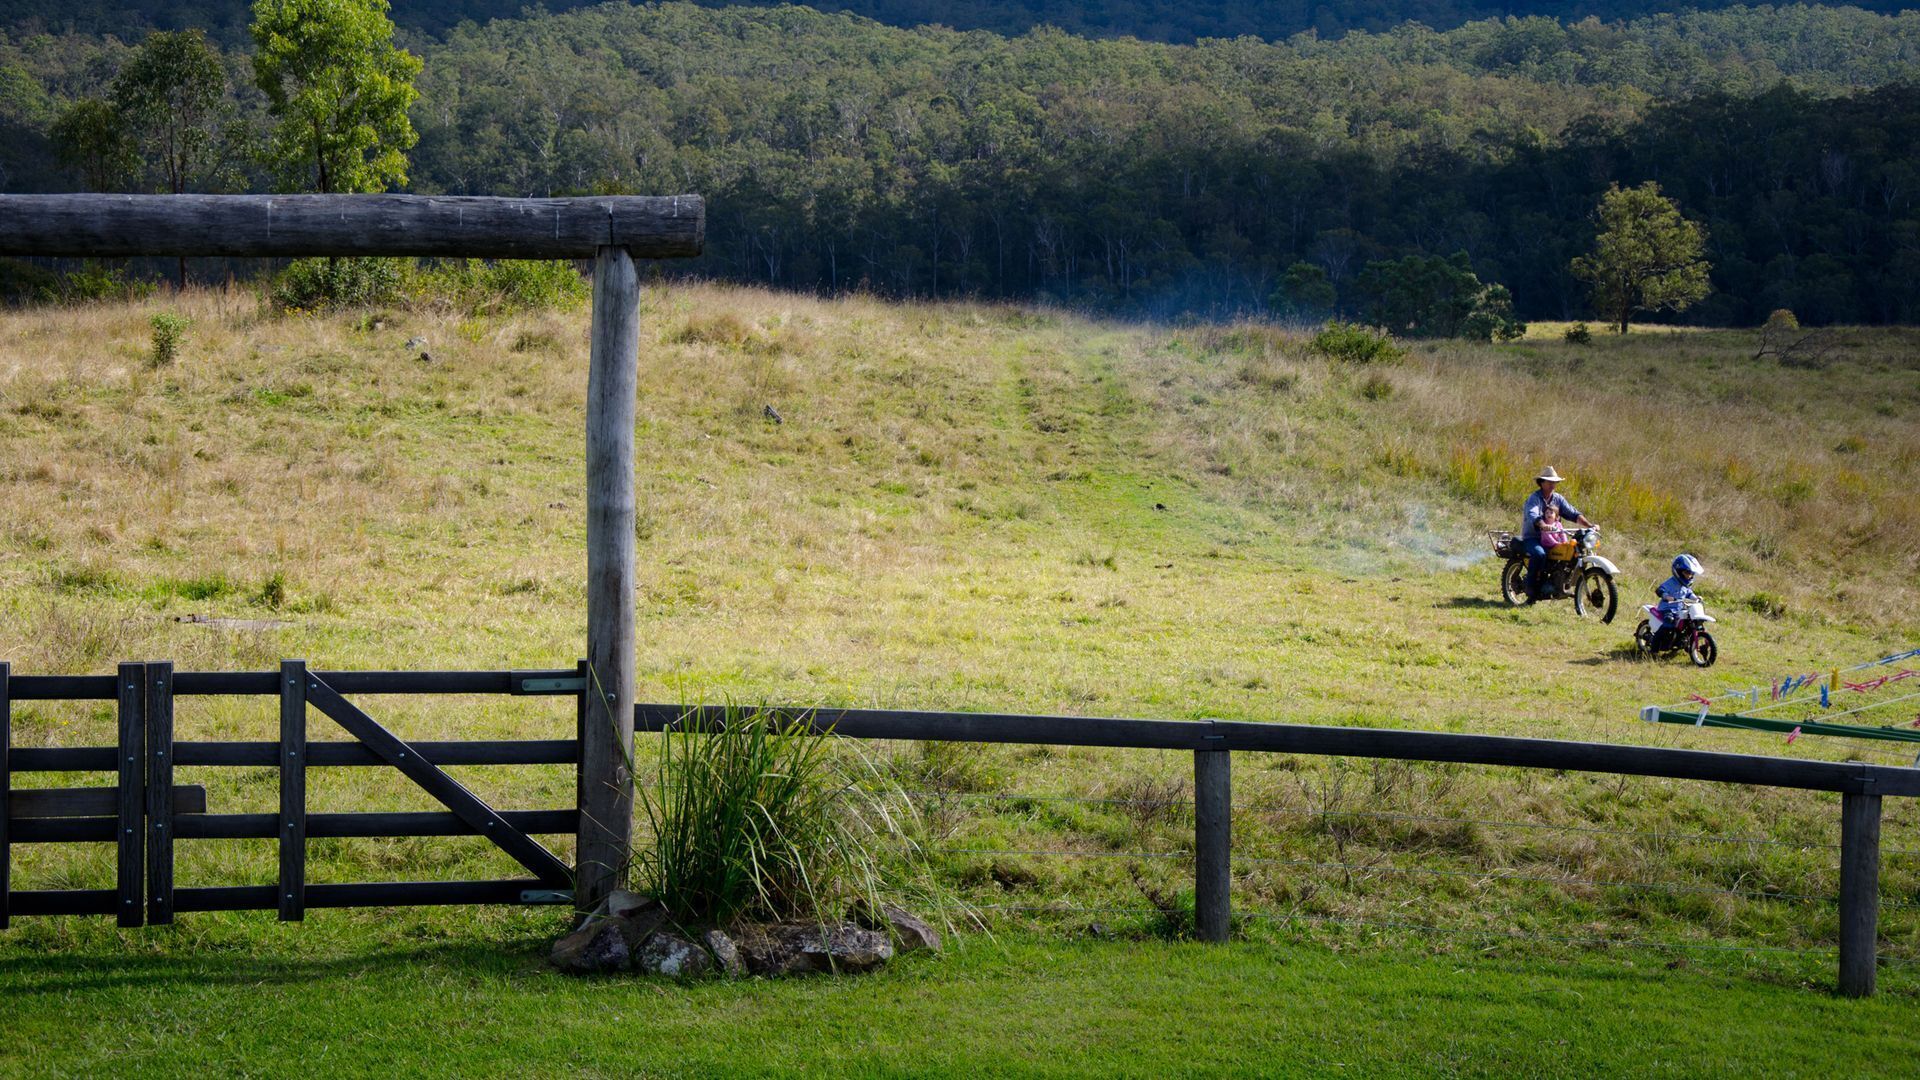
[0,194,704,259]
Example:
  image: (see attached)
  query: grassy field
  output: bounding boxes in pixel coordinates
[3,283,1920,1064]
[5,920,1918,1077]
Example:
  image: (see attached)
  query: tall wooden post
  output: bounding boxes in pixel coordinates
[1195,749,1232,942]
[577,245,641,913]
[1839,791,1881,998]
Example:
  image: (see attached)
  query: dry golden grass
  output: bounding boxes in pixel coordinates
[4,283,1920,962]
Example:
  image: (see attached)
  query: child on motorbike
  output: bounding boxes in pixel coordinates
[1537,504,1573,558]
[1651,554,1704,651]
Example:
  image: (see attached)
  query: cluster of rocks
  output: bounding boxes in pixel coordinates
[550,890,941,978]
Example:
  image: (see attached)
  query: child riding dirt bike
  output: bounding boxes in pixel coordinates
[1650,554,1703,652]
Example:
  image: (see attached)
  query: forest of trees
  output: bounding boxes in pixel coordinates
[4,0,1918,44]
[2,1,1919,323]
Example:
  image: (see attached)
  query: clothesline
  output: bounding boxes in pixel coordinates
[1653,646,1919,717]
[1641,646,1920,750]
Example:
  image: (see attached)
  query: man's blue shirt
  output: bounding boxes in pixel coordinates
[1520,490,1582,542]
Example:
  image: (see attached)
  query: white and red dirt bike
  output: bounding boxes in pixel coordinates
[1492,526,1619,623]
[1634,599,1718,668]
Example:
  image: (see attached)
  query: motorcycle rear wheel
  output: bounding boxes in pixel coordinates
[1572,569,1618,624]
[1688,631,1718,668]
[1633,619,1653,654]
[1500,560,1531,606]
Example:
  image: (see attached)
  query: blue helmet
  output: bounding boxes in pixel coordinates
[1672,554,1703,581]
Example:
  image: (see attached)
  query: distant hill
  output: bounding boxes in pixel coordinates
[3,0,1915,44]
[4,1,1920,323]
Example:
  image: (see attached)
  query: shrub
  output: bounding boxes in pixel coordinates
[148,312,189,367]
[272,257,404,311]
[1460,309,1526,342]
[1564,322,1593,345]
[1309,321,1404,364]
[636,709,915,926]
[1764,308,1800,331]
[406,258,589,314]
[0,257,62,303]
[0,259,154,306]
[1355,251,1523,340]
[1358,372,1394,400]
[65,262,156,303]
[1745,592,1789,619]
[1458,284,1526,342]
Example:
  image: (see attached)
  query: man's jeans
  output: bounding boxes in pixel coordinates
[1525,541,1550,599]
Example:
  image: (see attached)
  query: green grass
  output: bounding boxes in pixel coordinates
[4,285,1920,1067]
[2,917,1916,1077]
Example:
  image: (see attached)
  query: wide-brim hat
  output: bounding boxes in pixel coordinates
[1535,466,1565,483]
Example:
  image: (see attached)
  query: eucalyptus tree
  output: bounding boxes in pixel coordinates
[1570,182,1711,334]
[250,0,421,194]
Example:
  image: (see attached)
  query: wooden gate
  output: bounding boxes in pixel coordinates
[1,660,584,927]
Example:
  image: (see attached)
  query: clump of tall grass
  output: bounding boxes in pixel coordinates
[1444,441,1529,506]
[636,709,919,927]
[671,311,758,348]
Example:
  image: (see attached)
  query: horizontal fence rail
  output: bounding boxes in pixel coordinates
[635,704,1920,796]
[8,669,584,700]
[4,667,1912,997]
[0,194,704,260]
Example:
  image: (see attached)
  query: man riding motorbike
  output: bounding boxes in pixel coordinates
[1520,466,1595,601]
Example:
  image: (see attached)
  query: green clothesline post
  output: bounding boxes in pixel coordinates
[1643,708,1920,746]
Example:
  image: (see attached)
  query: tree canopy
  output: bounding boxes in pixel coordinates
[1,3,1917,323]
[5,0,1919,47]
[1571,182,1712,333]
[250,0,419,193]
[111,29,226,194]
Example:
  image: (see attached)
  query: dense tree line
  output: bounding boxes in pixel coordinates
[3,0,1917,45]
[2,2,1918,323]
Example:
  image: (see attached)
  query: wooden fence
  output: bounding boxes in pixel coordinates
[2,663,1908,996]
[1,661,584,927]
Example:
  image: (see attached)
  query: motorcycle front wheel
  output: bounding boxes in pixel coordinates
[1573,569,1618,624]
[1688,631,1718,668]
[1500,560,1531,606]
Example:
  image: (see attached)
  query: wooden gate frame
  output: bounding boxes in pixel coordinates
[3,660,592,925]
[0,193,704,912]
[1,661,599,922]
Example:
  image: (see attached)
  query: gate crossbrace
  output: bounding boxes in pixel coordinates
[303,674,572,885]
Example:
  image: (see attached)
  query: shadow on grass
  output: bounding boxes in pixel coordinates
[1435,596,1519,611]
[0,940,551,997]
[1569,647,1650,666]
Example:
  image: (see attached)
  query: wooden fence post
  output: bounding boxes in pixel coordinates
[280,660,307,922]
[116,662,145,928]
[1195,748,1231,942]
[1839,790,1881,997]
[577,246,641,914]
[0,661,9,929]
[145,662,174,925]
